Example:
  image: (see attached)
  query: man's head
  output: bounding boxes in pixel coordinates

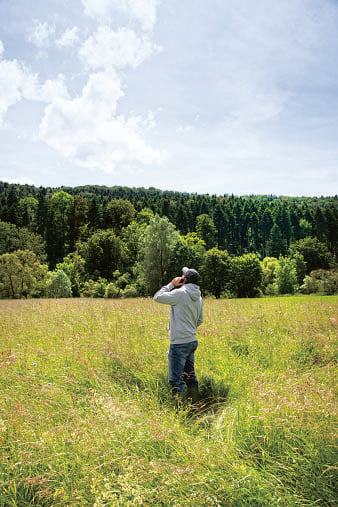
[182,266,200,284]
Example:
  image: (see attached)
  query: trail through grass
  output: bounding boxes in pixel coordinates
[0,296,337,506]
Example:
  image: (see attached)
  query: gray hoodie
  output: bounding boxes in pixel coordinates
[153,283,203,344]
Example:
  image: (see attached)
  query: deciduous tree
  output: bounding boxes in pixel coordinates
[47,270,72,298]
[105,199,136,232]
[231,253,263,298]
[0,250,49,298]
[81,229,125,280]
[138,215,179,294]
[261,257,278,293]
[56,253,86,297]
[289,237,331,274]
[275,256,298,294]
[200,248,231,298]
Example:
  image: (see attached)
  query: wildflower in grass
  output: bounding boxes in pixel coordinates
[32,362,37,366]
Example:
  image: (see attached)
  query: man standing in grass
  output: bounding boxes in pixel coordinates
[153,267,203,403]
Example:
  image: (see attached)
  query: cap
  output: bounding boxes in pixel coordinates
[182,266,200,284]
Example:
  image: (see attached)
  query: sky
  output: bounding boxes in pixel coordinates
[0,0,338,196]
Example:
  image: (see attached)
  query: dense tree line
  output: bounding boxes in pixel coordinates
[0,181,337,299]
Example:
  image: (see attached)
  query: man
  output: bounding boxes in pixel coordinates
[153,267,203,403]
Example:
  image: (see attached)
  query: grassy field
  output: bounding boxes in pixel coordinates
[0,296,337,506]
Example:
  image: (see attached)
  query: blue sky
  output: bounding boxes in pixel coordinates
[0,0,338,196]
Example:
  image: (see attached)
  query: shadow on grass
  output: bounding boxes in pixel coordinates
[152,372,231,418]
[191,373,230,417]
[105,358,230,416]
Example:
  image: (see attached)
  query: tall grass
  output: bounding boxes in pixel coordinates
[0,296,337,506]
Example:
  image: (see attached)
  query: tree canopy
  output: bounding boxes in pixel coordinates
[0,181,337,299]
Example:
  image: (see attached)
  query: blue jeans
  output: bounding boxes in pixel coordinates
[168,341,198,393]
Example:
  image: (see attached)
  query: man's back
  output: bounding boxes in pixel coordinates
[153,282,203,344]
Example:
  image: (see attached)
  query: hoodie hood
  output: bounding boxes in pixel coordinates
[184,283,201,301]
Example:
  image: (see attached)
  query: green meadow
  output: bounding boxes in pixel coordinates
[0,296,337,506]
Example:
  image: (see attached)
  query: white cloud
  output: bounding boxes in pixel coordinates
[27,20,55,48]
[125,0,159,32]
[79,26,161,70]
[56,27,80,48]
[0,44,69,125]
[82,0,117,24]
[0,58,36,124]
[39,70,165,171]
[38,75,70,102]
[82,0,159,31]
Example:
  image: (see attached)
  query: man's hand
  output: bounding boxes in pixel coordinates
[171,276,184,287]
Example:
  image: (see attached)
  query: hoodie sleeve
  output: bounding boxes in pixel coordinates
[153,283,180,305]
[197,301,203,327]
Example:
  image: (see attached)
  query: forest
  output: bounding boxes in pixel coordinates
[0,181,337,299]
